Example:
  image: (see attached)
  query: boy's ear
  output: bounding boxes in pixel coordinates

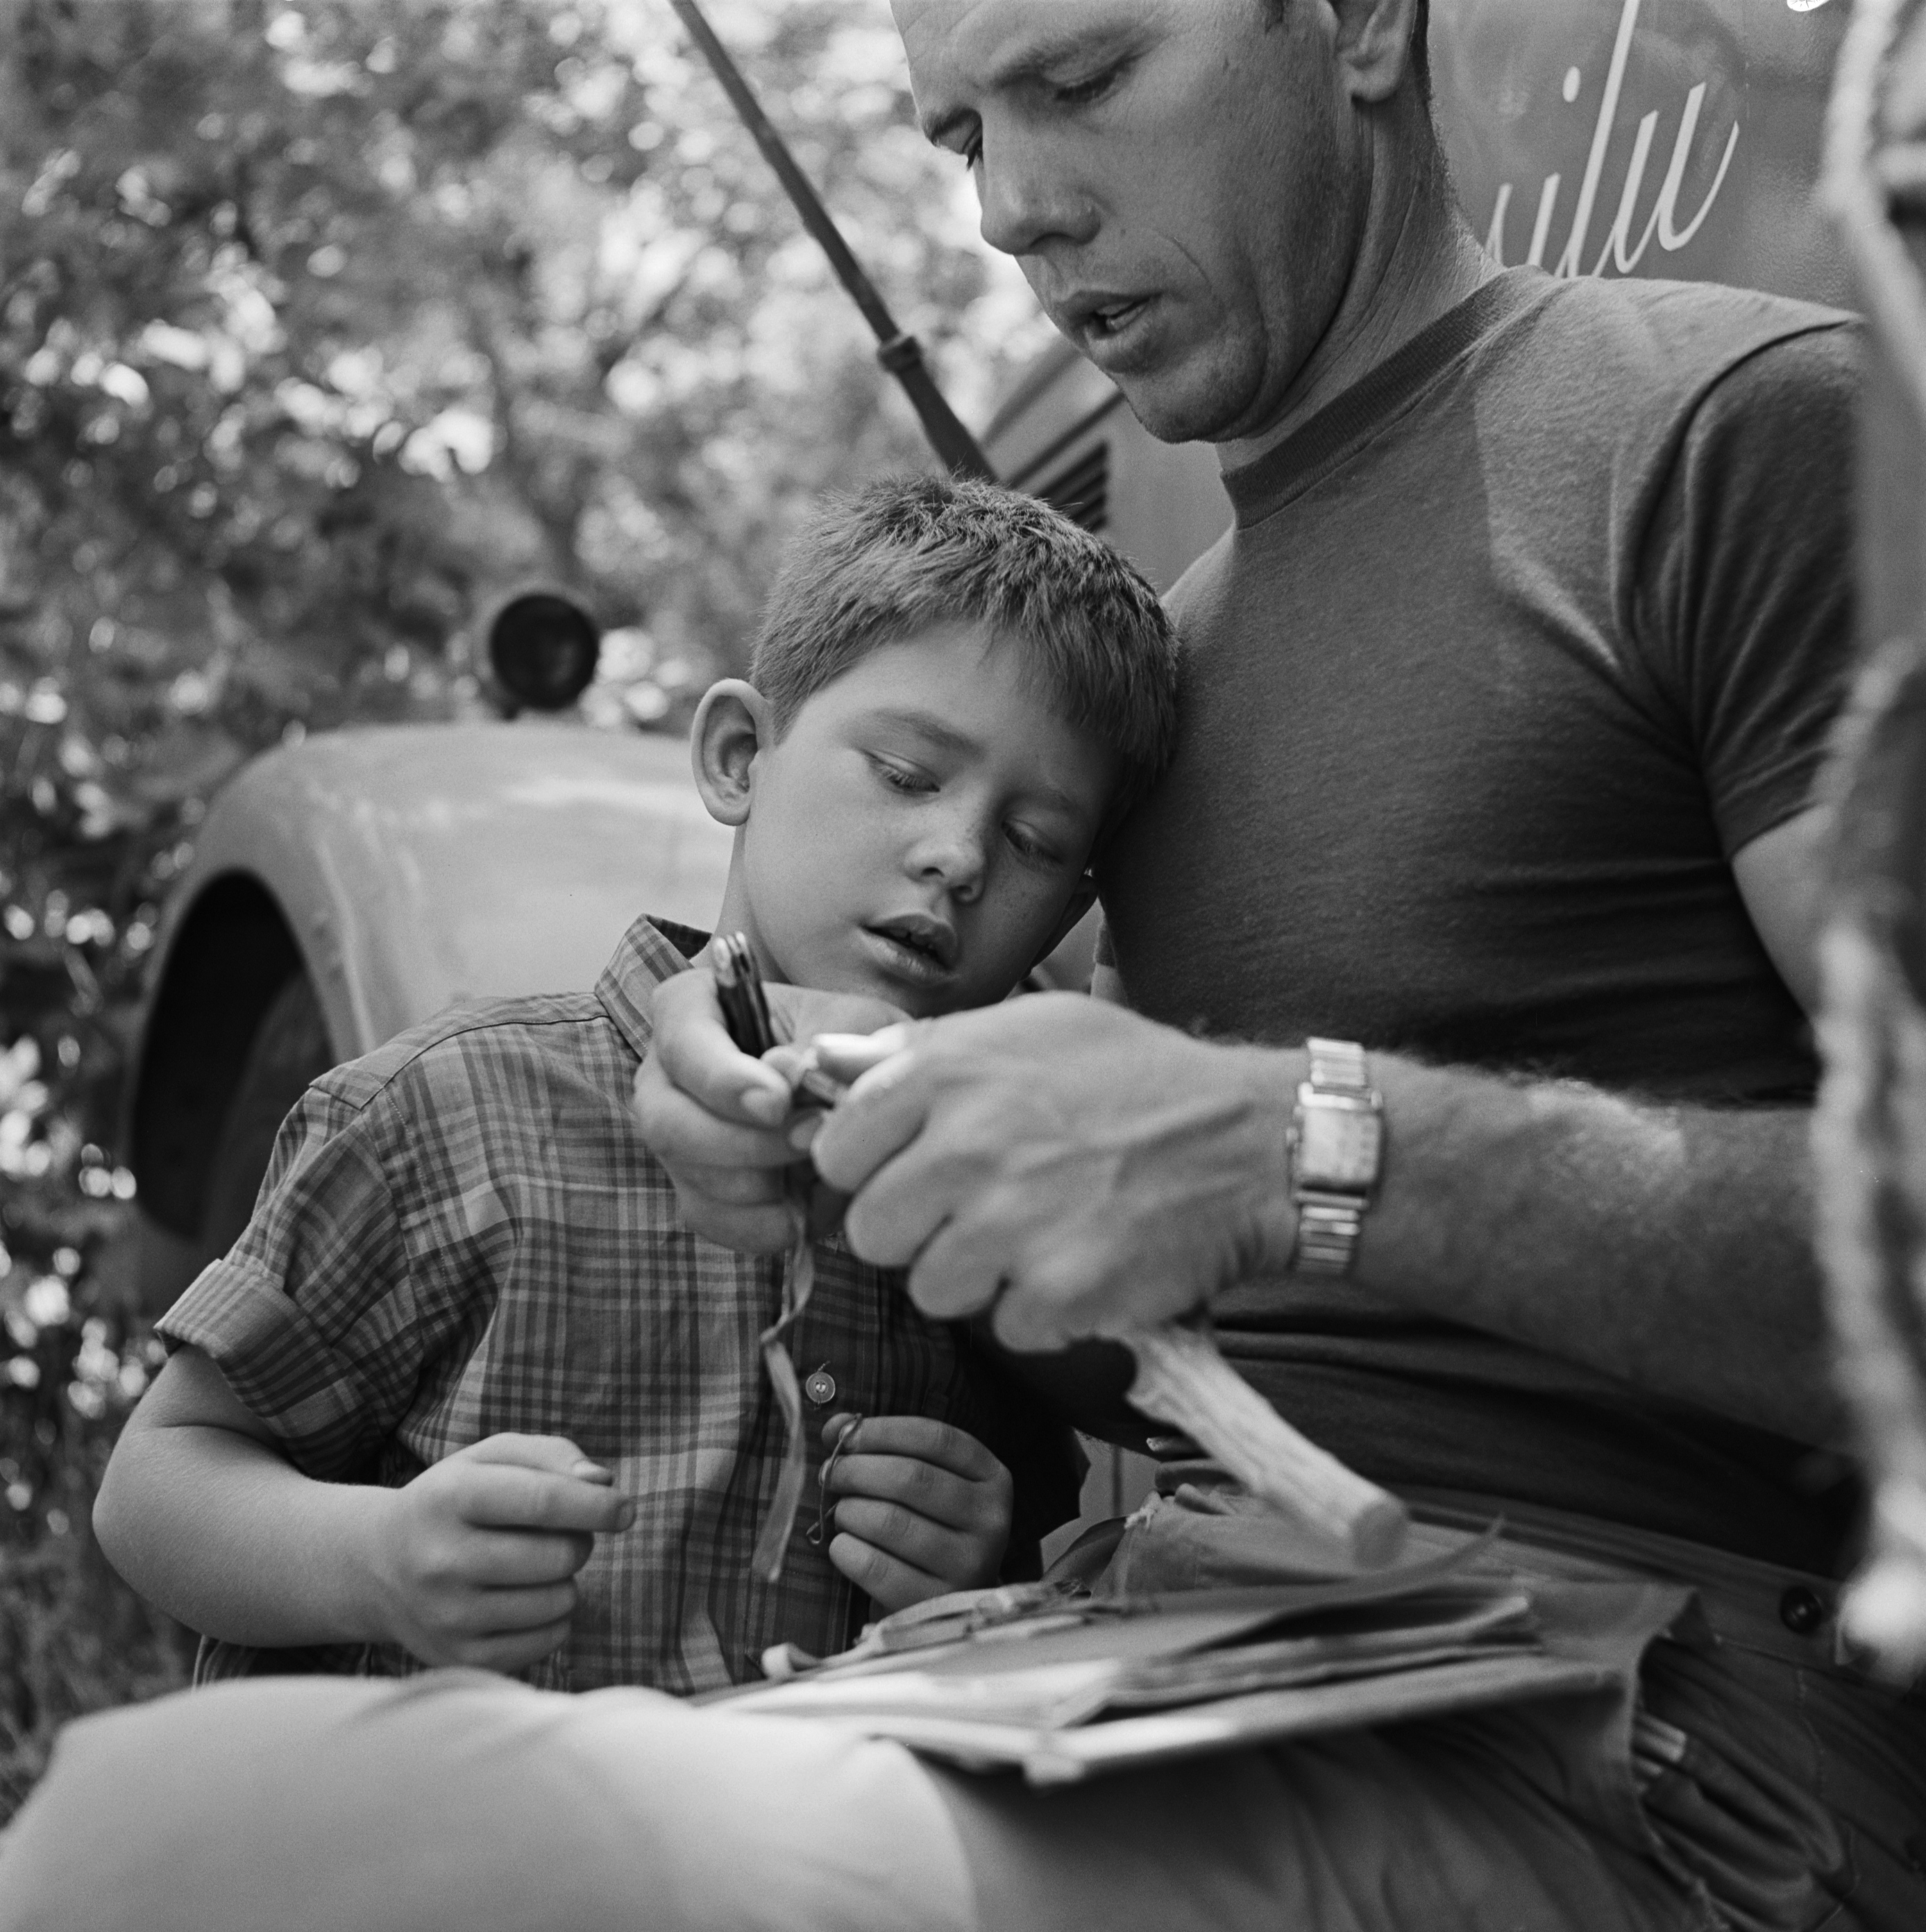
[1029,872,1101,970]
[691,679,775,828]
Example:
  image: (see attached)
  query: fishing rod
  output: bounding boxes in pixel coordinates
[666,0,997,482]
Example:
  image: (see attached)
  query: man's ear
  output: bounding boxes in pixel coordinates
[1333,0,1423,105]
[691,678,775,828]
[1029,872,1101,970]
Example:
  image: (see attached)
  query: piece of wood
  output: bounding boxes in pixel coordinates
[1124,1325,1409,1570]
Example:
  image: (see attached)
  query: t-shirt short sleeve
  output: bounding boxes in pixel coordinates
[1634,321,1860,857]
[157,1077,425,1481]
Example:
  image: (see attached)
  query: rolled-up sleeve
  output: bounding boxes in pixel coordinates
[158,1080,422,1481]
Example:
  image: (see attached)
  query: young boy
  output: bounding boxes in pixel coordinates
[94,474,1179,1697]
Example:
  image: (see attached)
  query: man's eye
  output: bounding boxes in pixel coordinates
[1053,61,1126,110]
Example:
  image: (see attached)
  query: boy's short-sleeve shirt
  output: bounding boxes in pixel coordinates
[158,915,1062,1693]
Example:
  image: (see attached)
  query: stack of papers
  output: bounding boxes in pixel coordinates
[707,1540,1623,1784]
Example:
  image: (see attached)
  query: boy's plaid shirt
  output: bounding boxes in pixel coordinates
[160,916,1049,1694]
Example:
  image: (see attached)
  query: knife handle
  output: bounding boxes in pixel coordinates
[1125,1323,1409,1570]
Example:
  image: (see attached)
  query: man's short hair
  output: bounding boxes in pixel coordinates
[750,473,1180,811]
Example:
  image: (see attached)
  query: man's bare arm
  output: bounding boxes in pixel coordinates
[1731,806,1828,1016]
[1322,1052,1830,1440]
[800,996,1835,1447]
[642,807,1838,1445]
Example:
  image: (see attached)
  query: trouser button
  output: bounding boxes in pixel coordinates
[1778,1584,1826,1636]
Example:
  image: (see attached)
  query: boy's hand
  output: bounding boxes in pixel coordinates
[632,970,904,1254]
[816,1414,1012,1613]
[369,1434,634,1673]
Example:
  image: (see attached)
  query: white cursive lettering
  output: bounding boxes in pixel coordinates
[1483,0,1742,280]
[1526,176,1562,267]
[1592,83,1741,274]
[1551,0,1643,276]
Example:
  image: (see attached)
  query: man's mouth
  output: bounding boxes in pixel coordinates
[1086,296,1149,338]
[863,914,959,981]
[1058,288,1154,342]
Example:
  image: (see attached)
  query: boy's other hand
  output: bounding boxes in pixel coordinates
[370,1434,634,1674]
[816,1414,1012,1613]
[634,969,903,1252]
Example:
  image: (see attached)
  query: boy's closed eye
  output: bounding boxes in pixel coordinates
[1005,823,1067,868]
[863,747,1076,874]
[868,755,937,796]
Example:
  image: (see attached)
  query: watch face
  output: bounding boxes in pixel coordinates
[1296,1091,1383,1192]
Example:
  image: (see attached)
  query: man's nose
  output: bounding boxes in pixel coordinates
[976,128,1099,258]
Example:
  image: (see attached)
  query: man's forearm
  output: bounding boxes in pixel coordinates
[94,1420,394,1647]
[805,997,1836,1445]
[1260,1046,1836,1443]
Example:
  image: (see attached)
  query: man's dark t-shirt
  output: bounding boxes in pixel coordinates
[1097,268,1860,1574]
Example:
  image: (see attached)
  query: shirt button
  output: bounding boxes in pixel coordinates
[1778,1585,1826,1636]
[804,1367,837,1407]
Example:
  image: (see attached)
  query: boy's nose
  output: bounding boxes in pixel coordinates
[909,824,987,902]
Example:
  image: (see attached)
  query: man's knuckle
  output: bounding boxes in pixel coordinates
[418,1536,466,1587]
[420,1595,466,1637]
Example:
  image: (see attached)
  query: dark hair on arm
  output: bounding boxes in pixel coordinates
[750,473,1181,814]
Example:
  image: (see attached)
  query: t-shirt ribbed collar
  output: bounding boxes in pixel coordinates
[1220,268,1550,528]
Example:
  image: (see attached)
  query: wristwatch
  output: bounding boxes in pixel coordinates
[1287,1038,1383,1277]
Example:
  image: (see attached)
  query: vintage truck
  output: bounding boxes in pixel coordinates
[126,0,1857,1534]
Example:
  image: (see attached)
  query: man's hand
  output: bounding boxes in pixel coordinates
[367,1434,634,1673]
[817,1414,1013,1611]
[632,969,903,1252]
[644,973,1839,1441]
[806,994,1297,1351]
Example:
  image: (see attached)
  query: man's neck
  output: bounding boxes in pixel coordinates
[1216,118,1496,473]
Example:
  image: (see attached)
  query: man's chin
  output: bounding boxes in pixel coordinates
[1108,360,1265,448]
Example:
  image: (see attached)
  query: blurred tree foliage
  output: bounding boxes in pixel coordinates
[0,0,1049,1813]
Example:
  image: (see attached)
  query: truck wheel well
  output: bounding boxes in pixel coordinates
[130,874,310,1240]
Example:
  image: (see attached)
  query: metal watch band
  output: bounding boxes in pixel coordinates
[1293,1195,1368,1275]
[1289,1037,1379,1279]
[1306,1037,1369,1095]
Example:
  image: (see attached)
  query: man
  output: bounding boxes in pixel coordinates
[632,0,1925,1924]
[652,0,1839,1474]
[2,6,1918,1930]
